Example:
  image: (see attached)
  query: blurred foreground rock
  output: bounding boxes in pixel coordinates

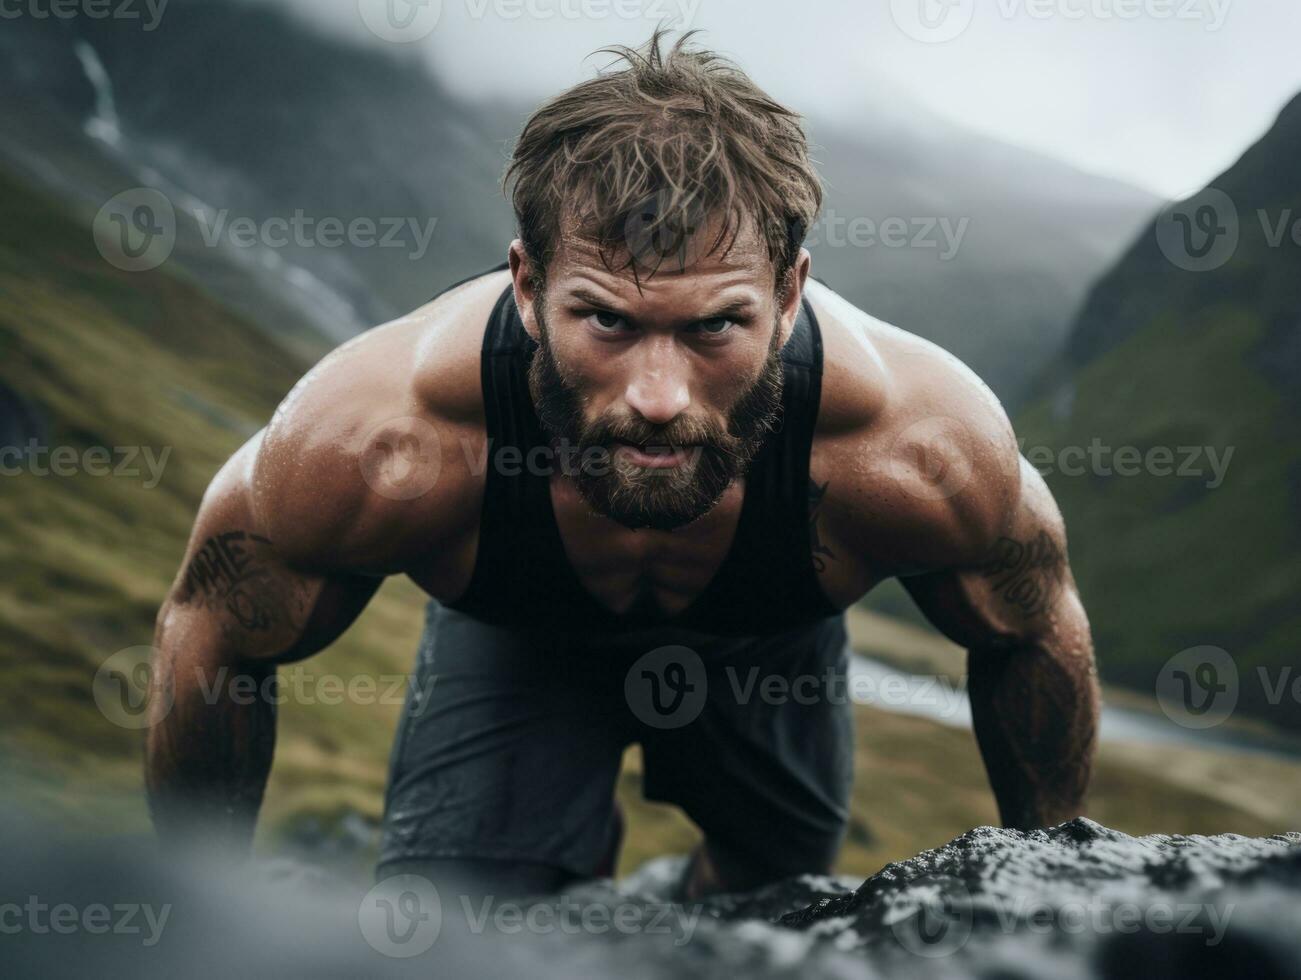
[4,815,1298,979]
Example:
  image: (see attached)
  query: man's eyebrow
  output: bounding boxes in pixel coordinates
[696,298,759,320]
[564,286,759,322]
[567,286,626,311]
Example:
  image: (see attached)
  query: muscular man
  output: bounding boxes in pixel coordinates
[146,32,1098,898]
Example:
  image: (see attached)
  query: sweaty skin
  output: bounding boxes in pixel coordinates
[146,227,1099,885]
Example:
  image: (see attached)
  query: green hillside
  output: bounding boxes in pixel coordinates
[1019,93,1301,730]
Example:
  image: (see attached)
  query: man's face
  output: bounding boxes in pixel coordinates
[512,215,808,531]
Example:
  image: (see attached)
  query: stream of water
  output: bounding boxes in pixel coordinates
[851,654,1301,761]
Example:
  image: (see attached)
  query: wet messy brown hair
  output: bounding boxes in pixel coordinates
[504,27,823,293]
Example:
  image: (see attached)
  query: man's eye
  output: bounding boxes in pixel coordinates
[694,317,735,336]
[588,311,631,332]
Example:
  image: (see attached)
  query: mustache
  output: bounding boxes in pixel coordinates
[584,414,745,462]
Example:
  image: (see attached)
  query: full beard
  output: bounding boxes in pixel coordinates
[528,298,785,531]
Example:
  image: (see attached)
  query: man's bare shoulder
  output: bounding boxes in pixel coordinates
[806,279,1022,575]
[248,268,511,574]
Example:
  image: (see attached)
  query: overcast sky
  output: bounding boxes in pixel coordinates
[276,0,1301,199]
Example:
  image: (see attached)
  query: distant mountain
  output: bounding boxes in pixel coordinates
[805,112,1158,404]
[0,0,1157,405]
[1018,92,1301,730]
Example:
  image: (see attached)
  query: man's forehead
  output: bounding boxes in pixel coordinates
[548,209,774,296]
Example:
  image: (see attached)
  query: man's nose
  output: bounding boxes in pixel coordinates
[623,339,690,425]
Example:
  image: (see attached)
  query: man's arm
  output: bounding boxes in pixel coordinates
[145,437,380,853]
[900,458,1100,829]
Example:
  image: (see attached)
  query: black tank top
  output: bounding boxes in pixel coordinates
[438,265,840,637]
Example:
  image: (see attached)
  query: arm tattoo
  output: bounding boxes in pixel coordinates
[980,532,1064,617]
[808,479,837,574]
[180,531,278,632]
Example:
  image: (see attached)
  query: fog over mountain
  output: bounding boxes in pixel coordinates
[0,0,1160,403]
[264,0,1301,202]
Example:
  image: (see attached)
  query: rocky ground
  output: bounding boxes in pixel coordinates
[7,816,1298,979]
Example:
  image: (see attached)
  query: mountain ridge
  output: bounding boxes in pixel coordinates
[1017,88,1301,730]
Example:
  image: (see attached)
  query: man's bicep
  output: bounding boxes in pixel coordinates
[900,458,1080,653]
[160,443,380,664]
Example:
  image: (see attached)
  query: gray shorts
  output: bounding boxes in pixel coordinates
[377,600,855,882]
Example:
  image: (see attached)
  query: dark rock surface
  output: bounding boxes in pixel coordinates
[773,817,1301,978]
[5,816,1299,978]
[535,818,1301,979]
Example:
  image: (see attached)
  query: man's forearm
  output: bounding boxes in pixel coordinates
[145,638,277,853]
[967,636,1099,830]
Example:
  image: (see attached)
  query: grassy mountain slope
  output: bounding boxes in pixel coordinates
[0,162,419,826]
[1018,93,1301,730]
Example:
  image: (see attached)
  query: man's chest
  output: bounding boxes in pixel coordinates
[548,476,746,618]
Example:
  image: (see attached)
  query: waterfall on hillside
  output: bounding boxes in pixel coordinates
[73,41,123,148]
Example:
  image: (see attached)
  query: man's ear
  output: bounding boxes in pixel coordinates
[508,240,542,341]
[777,248,812,348]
